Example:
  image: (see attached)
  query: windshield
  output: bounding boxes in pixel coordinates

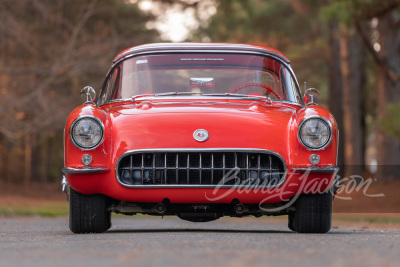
[99,53,301,105]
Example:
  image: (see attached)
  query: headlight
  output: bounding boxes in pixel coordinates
[70,116,104,150]
[298,117,332,150]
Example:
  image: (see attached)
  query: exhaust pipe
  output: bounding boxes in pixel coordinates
[155,203,167,214]
[234,204,245,214]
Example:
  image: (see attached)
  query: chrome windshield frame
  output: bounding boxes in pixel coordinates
[98,49,303,106]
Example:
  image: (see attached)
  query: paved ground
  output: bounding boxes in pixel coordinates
[0,216,399,267]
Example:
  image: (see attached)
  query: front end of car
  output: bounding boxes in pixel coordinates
[62,43,339,233]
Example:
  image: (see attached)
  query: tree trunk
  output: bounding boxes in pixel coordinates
[339,25,364,178]
[42,136,50,183]
[31,134,40,182]
[376,12,400,180]
[24,134,32,186]
[0,135,3,181]
[328,22,344,173]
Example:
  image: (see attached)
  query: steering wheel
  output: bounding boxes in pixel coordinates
[231,83,281,100]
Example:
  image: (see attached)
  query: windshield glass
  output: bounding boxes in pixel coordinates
[99,53,301,105]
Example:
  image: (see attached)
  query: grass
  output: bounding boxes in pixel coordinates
[0,202,69,217]
[0,203,399,225]
[333,215,400,224]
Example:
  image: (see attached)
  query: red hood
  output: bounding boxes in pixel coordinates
[105,100,300,161]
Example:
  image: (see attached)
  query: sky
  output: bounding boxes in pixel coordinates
[129,0,216,42]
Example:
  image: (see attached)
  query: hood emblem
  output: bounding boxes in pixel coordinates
[193,129,209,142]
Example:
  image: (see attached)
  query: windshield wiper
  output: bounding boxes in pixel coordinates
[132,92,202,101]
[155,92,202,96]
[203,93,272,103]
[131,93,156,101]
[131,92,271,103]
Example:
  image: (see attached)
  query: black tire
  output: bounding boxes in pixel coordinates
[288,212,295,231]
[291,192,332,233]
[69,188,111,234]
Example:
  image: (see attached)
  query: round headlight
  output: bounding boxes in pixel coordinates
[298,117,332,150]
[70,116,104,150]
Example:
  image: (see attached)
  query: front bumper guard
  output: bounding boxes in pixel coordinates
[62,166,109,174]
[291,166,339,173]
[291,166,340,195]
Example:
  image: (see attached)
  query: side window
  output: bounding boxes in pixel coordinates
[291,76,302,103]
[281,67,301,103]
[99,66,120,105]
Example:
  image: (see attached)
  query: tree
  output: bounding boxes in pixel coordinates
[0,0,158,183]
[323,0,400,180]
[375,11,400,179]
[200,0,400,180]
[199,0,350,173]
[338,24,365,177]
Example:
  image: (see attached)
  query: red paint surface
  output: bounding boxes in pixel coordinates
[65,99,338,204]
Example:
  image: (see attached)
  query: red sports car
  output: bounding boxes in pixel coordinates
[62,43,339,234]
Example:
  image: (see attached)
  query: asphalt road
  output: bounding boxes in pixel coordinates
[0,216,399,267]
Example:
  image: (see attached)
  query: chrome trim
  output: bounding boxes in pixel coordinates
[291,166,339,173]
[309,154,320,165]
[274,100,303,107]
[104,96,303,107]
[81,154,93,165]
[108,98,132,104]
[62,167,109,174]
[304,88,320,105]
[336,129,340,166]
[114,47,290,64]
[298,116,333,151]
[69,115,105,151]
[113,50,294,78]
[115,148,287,188]
[193,129,209,142]
[61,175,68,192]
[80,86,96,104]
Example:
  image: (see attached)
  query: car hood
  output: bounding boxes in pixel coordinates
[106,101,300,160]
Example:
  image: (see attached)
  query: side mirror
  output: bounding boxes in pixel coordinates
[80,86,96,104]
[304,88,320,105]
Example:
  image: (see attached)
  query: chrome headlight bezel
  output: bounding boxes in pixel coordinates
[298,116,333,151]
[69,115,104,150]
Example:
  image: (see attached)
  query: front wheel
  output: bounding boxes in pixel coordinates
[290,192,332,233]
[69,188,111,234]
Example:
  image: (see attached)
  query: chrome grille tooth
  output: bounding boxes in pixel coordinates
[211,153,214,184]
[187,153,190,184]
[175,153,179,184]
[222,153,226,184]
[164,153,167,184]
[129,154,133,185]
[141,153,144,184]
[152,153,156,184]
[234,152,238,168]
[257,154,261,182]
[246,153,249,181]
[234,152,238,181]
[199,153,202,184]
[269,154,272,181]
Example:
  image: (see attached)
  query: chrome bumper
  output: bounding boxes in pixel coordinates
[62,166,109,174]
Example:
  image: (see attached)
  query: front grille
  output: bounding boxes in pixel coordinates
[117,150,286,187]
